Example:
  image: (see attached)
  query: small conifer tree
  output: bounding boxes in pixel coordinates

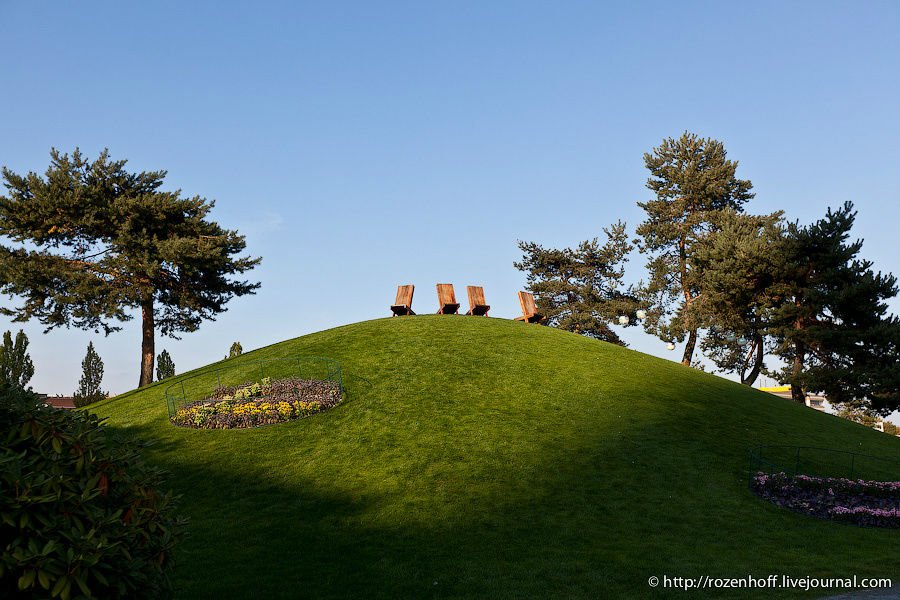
[0,329,34,390]
[156,349,175,380]
[74,341,107,407]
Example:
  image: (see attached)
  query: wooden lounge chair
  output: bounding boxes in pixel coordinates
[466,286,490,316]
[435,283,460,314]
[514,291,545,323]
[391,284,415,316]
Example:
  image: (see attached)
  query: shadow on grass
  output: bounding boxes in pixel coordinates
[108,424,630,600]
[95,346,900,600]
[104,410,900,600]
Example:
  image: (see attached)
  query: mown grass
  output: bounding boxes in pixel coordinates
[87,316,900,599]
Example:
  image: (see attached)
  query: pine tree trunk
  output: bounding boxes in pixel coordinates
[139,297,155,388]
[791,339,805,404]
[742,334,764,386]
[681,328,697,366]
[677,232,697,368]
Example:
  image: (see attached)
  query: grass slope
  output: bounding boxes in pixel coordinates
[89,316,900,599]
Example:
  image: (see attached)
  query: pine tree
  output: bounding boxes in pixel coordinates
[0,329,35,390]
[768,202,900,412]
[156,349,175,380]
[635,132,755,366]
[0,149,261,387]
[692,210,785,385]
[514,222,637,344]
[227,341,242,359]
[74,341,106,407]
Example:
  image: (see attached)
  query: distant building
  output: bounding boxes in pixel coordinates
[757,386,826,411]
[36,393,113,409]
[805,395,826,411]
[37,394,76,409]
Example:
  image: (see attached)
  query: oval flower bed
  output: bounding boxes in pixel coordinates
[752,471,900,528]
[173,376,342,429]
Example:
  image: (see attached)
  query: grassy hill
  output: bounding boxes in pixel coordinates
[88,316,900,599]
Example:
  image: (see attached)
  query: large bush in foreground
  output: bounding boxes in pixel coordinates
[0,386,186,599]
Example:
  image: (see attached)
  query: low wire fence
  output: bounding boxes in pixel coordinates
[164,357,343,423]
[749,444,900,485]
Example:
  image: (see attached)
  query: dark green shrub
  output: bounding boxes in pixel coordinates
[0,386,186,599]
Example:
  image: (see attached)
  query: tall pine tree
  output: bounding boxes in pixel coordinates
[769,202,900,412]
[514,222,636,344]
[692,210,785,385]
[635,132,754,365]
[0,149,261,387]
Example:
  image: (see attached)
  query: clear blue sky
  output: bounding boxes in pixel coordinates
[1,1,898,401]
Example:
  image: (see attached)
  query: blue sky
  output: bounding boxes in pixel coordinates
[1,1,898,403]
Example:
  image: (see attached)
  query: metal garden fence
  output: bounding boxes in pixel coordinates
[749,444,900,486]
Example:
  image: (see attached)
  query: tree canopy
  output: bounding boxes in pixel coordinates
[514,222,636,344]
[0,149,261,387]
[692,210,785,385]
[767,202,900,412]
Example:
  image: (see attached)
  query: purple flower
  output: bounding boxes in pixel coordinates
[751,470,900,529]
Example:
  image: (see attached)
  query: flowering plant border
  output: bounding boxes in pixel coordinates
[171,376,342,429]
[164,357,343,429]
[748,445,900,529]
[751,471,900,528]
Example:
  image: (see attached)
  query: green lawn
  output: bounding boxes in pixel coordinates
[88,316,900,599]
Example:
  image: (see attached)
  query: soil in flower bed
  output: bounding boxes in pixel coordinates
[172,376,342,429]
[752,471,900,528]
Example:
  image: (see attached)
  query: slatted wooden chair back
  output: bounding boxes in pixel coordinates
[436,283,460,314]
[395,285,414,307]
[518,291,537,315]
[514,291,544,323]
[467,286,485,307]
[466,286,490,316]
[390,284,415,316]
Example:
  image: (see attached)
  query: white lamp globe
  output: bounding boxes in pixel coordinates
[636,309,647,320]
[618,315,629,325]
[666,342,676,351]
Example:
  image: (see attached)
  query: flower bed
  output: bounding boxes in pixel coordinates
[751,471,900,528]
[172,376,342,429]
